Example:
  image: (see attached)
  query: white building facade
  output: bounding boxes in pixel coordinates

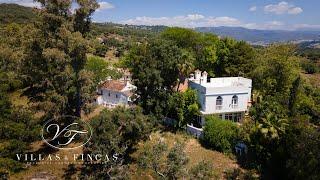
[189,70,252,125]
[96,80,136,108]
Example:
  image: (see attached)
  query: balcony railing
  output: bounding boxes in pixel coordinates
[216,105,223,110]
[231,104,238,109]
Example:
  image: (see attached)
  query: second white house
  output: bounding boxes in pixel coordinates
[189,70,252,125]
[96,79,136,108]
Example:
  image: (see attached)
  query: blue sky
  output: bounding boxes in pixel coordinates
[2,0,320,30]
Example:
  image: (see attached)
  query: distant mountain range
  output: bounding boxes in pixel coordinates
[1,3,320,45]
[196,27,320,45]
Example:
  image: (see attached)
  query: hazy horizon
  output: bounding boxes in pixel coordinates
[1,0,320,31]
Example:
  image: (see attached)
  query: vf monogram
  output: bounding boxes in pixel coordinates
[41,116,92,150]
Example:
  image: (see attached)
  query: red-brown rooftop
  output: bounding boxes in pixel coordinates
[99,80,126,91]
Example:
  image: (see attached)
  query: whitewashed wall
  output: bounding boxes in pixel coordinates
[201,93,250,114]
[189,78,251,114]
[99,89,129,105]
[186,124,203,138]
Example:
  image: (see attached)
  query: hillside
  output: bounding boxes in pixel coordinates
[196,26,320,45]
[91,22,160,37]
[93,24,320,45]
[2,3,320,45]
[0,3,37,24]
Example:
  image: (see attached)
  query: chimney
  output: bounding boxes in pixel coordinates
[202,71,208,84]
[194,70,201,80]
[190,73,195,80]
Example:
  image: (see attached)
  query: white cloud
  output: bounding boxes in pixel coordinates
[0,0,40,7]
[121,15,300,30]
[264,21,285,29]
[249,6,257,12]
[186,14,205,20]
[243,21,285,30]
[288,7,303,15]
[120,14,320,31]
[120,14,241,27]
[264,1,303,15]
[207,16,242,26]
[97,2,114,12]
[293,24,320,30]
[267,21,284,26]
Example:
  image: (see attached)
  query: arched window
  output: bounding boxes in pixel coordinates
[232,95,238,108]
[216,96,223,110]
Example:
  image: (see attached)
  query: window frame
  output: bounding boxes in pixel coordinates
[231,95,238,108]
[216,96,223,110]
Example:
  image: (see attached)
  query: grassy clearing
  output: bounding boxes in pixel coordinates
[185,138,239,177]
[9,90,29,107]
[10,142,83,180]
[82,105,105,121]
[130,131,243,179]
[302,73,320,88]
[10,131,244,179]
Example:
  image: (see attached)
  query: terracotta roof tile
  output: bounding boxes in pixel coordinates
[176,79,189,92]
[99,80,126,91]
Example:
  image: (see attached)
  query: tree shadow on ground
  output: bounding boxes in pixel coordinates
[63,164,77,180]
[32,143,58,156]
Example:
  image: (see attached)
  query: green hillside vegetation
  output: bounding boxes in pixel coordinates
[0,2,320,180]
[0,3,37,25]
[90,22,160,38]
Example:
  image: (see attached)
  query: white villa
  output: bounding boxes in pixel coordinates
[189,70,252,126]
[96,79,136,108]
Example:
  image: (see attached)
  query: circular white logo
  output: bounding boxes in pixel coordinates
[41,116,92,150]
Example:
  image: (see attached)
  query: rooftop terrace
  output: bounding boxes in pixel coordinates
[189,70,252,88]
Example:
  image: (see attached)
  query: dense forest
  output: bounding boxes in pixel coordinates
[0,2,320,180]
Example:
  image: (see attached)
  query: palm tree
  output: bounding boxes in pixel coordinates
[176,50,195,91]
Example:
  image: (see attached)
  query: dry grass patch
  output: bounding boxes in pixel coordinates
[302,73,320,88]
[9,90,29,107]
[130,131,243,179]
[9,105,106,180]
[185,138,240,178]
[10,142,84,180]
[82,105,105,121]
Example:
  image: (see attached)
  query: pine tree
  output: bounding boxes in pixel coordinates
[22,0,98,118]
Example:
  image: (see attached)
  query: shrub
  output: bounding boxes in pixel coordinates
[189,160,217,179]
[224,168,259,180]
[301,60,318,74]
[138,140,188,179]
[202,116,239,153]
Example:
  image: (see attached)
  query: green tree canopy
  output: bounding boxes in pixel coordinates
[0,81,40,177]
[252,44,300,97]
[22,0,99,118]
[167,89,200,128]
[80,106,155,179]
[203,116,239,153]
[124,38,183,117]
[85,55,121,85]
